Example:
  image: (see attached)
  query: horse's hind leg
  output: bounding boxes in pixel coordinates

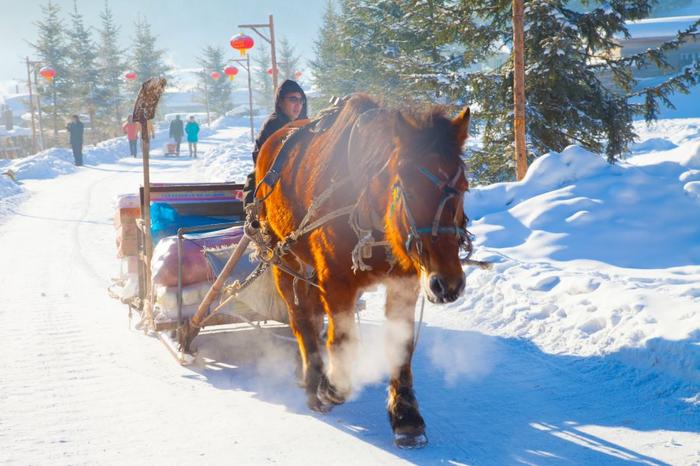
[271,266,327,412]
[384,278,427,448]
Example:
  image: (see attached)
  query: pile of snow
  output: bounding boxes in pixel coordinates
[189,127,254,184]
[453,130,700,381]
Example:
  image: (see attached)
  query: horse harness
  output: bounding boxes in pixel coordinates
[241,97,484,299]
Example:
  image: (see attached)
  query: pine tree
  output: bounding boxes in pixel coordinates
[128,16,170,104]
[252,43,274,113]
[309,0,345,107]
[95,1,126,136]
[65,0,99,137]
[196,45,232,118]
[277,38,301,81]
[468,0,700,182]
[310,0,492,105]
[30,0,70,138]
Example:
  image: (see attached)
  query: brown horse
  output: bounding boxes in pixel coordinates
[254,94,470,448]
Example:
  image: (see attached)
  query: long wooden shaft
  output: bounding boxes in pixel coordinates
[189,235,251,329]
[140,116,152,286]
[513,0,528,181]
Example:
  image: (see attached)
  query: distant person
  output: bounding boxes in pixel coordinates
[242,79,308,206]
[169,115,184,156]
[66,114,84,166]
[122,115,140,157]
[185,116,200,158]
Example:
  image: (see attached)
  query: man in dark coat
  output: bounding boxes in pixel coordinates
[242,79,308,206]
[169,115,184,156]
[66,114,84,166]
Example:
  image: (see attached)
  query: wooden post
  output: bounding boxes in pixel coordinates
[269,15,278,94]
[25,58,37,153]
[513,0,528,181]
[132,78,167,318]
[179,235,252,352]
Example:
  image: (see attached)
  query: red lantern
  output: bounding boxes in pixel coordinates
[267,67,277,75]
[224,66,238,81]
[124,71,137,81]
[210,71,221,80]
[294,70,302,79]
[39,66,56,82]
[230,33,254,56]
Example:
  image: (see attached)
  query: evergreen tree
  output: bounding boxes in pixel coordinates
[310,0,493,105]
[309,0,347,107]
[30,0,70,137]
[128,16,170,103]
[312,0,700,183]
[95,1,126,136]
[65,0,99,136]
[468,0,700,182]
[277,38,301,81]
[196,45,232,118]
[252,43,274,113]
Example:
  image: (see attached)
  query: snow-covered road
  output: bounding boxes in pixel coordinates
[1,126,698,465]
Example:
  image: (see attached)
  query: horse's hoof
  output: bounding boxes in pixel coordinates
[307,396,333,414]
[317,378,347,406]
[394,432,428,449]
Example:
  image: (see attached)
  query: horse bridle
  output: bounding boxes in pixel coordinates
[391,162,473,266]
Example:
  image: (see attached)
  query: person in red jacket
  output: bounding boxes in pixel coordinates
[122,116,141,157]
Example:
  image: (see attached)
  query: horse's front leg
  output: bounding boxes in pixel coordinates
[317,281,359,406]
[271,266,327,412]
[385,278,427,448]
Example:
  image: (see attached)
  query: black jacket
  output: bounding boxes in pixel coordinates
[169,118,184,139]
[66,120,84,146]
[243,79,308,206]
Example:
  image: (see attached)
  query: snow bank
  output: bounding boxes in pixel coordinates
[189,128,254,184]
[460,131,700,383]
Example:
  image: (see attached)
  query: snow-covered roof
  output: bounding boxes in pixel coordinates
[626,15,700,39]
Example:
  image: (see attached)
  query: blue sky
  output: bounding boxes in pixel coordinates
[0,0,326,85]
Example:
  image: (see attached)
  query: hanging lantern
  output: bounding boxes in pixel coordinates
[39,66,56,82]
[224,66,239,81]
[294,70,303,79]
[267,67,277,76]
[124,71,137,81]
[230,33,254,56]
[210,71,221,80]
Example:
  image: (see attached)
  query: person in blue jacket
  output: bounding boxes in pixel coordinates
[185,116,200,158]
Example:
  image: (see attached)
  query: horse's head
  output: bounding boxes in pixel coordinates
[385,107,470,304]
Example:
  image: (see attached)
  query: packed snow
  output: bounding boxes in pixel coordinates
[0,114,698,465]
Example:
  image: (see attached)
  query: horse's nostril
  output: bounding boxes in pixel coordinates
[429,275,446,297]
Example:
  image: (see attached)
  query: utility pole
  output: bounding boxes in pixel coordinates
[203,69,211,126]
[513,0,528,181]
[230,55,256,144]
[239,14,279,100]
[25,57,38,153]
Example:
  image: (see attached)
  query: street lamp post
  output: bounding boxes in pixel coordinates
[238,14,279,100]
[25,57,47,152]
[229,55,255,144]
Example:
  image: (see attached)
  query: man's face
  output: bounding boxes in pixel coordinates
[280,92,304,120]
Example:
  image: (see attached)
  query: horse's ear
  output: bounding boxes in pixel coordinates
[393,111,415,143]
[452,107,470,147]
